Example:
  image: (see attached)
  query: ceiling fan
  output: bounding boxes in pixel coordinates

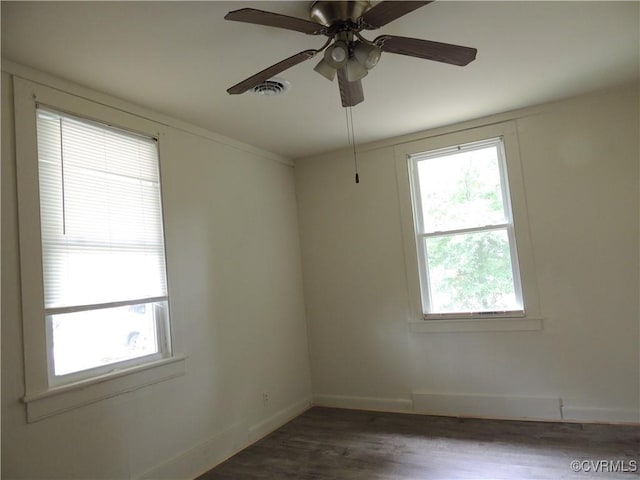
[225,1,477,107]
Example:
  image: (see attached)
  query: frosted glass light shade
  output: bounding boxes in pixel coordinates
[314,41,349,81]
[314,58,337,81]
[354,42,382,69]
[344,58,368,82]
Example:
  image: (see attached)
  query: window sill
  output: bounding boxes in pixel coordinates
[23,355,186,422]
[409,316,543,333]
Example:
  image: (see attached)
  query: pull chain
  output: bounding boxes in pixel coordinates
[344,105,360,184]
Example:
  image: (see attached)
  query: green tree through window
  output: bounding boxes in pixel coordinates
[409,137,522,315]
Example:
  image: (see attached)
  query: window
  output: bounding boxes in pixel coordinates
[395,121,542,330]
[408,137,523,318]
[14,78,185,421]
[36,107,172,385]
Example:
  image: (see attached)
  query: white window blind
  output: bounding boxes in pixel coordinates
[36,107,168,312]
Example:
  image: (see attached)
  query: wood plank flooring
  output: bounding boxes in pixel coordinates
[197,407,639,479]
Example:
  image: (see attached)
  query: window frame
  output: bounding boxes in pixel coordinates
[408,137,524,319]
[14,78,185,422]
[394,121,542,332]
[35,106,172,386]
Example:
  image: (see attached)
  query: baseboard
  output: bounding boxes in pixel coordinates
[313,394,413,413]
[137,396,312,480]
[248,397,313,442]
[561,406,639,424]
[313,392,638,425]
[136,419,250,480]
[412,392,562,421]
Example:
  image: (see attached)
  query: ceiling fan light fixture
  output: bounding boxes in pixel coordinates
[314,40,349,81]
[325,41,349,68]
[353,41,382,69]
[314,57,337,81]
[344,57,368,82]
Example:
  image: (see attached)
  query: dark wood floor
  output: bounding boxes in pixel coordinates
[197,407,639,479]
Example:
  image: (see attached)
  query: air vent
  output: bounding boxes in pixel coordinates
[251,78,290,96]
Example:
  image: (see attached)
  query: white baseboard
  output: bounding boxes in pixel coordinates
[561,406,639,424]
[248,397,313,442]
[137,419,250,480]
[412,392,562,421]
[137,396,312,480]
[313,394,413,413]
[313,392,638,425]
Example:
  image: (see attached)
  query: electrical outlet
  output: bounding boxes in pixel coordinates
[262,391,269,407]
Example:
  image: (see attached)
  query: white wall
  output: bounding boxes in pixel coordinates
[1,68,312,479]
[295,83,639,423]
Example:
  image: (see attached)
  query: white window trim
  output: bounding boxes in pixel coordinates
[394,121,543,333]
[13,77,185,422]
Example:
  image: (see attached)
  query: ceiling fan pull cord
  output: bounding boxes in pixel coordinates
[349,105,360,184]
[342,75,359,184]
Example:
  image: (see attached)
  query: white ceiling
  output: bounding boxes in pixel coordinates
[2,1,639,159]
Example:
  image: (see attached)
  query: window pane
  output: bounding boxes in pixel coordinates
[417,145,506,232]
[50,301,165,376]
[425,229,519,313]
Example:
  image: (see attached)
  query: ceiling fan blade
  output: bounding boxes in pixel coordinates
[225,8,325,35]
[227,50,317,95]
[360,1,433,29]
[375,35,477,66]
[337,69,364,107]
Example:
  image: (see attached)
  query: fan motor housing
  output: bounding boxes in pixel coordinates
[310,1,372,26]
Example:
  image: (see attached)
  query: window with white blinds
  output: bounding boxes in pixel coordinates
[36,106,171,382]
